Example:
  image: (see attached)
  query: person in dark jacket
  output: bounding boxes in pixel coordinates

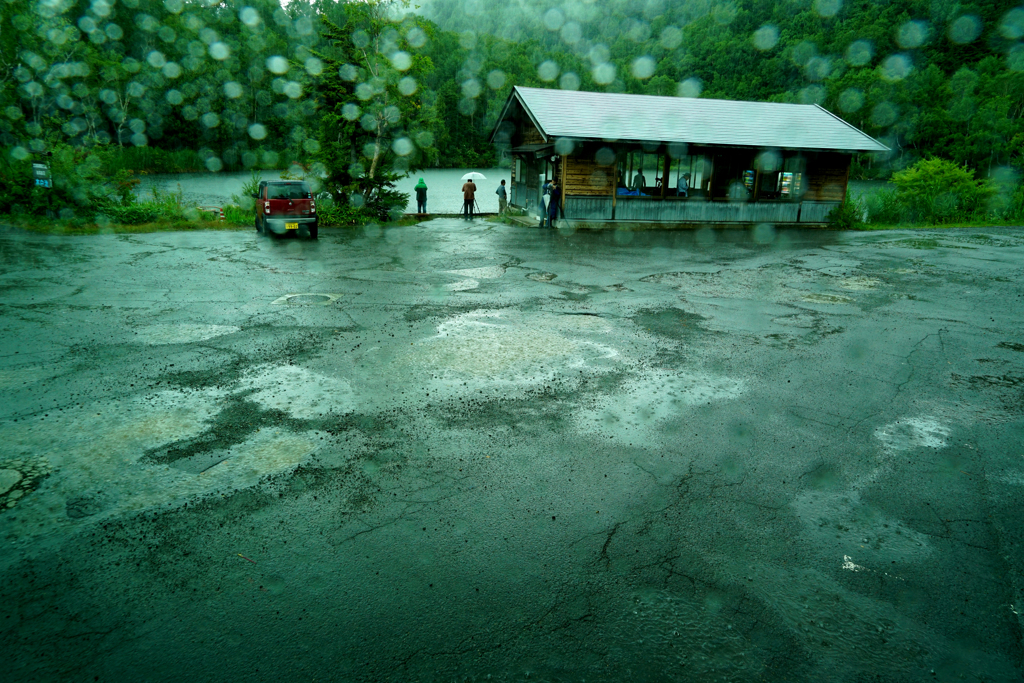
[546,182,560,228]
[414,178,427,214]
[462,179,477,219]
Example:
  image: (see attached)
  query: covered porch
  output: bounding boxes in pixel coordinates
[492,87,886,227]
[555,143,851,225]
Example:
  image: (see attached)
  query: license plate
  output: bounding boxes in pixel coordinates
[285,222,298,230]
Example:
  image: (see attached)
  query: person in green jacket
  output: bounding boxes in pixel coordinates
[415,178,428,214]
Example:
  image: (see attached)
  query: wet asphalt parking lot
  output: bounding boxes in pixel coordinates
[0,220,1022,682]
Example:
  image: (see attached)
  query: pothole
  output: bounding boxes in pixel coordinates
[272,293,341,305]
[800,293,853,304]
[0,469,22,496]
[445,279,479,291]
[838,277,882,291]
[446,265,505,279]
[0,457,53,511]
[527,272,557,282]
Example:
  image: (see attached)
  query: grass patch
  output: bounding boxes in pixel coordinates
[1,214,251,235]
[3,211,427,235]
[854,219,1024,231]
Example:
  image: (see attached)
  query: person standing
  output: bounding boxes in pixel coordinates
[631,169,646,193]
[496,179,507,215]
[462,178,477,219]
[677,173,689,198]
[414,177,428,214]
[539,182,550,228]
[547,181,560,229]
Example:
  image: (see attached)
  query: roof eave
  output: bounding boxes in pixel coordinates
[488,86,550,145]
[488,88,519,144]
[529,135,888,153]
[514,86,549,143]
[812,104,890,152]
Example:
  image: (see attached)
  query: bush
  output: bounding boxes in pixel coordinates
[355,171,409,222]
[864,188,911,225]
[825,194,864,230]
[1,145,112,218]
[112,169,140,205]
[103,203,161,224]
[985,167,1024,221]
[1009,185,1024,221]
[889,158,994,224]
[229,169,262,212]
[222,205,251,225]
[316,200,371,227]
[0,156,40,212]
[93,183,192,224]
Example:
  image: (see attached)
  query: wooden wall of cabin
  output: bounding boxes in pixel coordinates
[562,153,615,197]
[499,99,546,148]
[803,153,850,201]
[521,120,545,145]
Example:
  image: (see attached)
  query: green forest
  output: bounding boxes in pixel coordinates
[1,0,1023,225]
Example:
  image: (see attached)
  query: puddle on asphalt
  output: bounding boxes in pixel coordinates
[771,312,818,328]
[616,588,767,679]
[445,279,479,291]
[791,484,933,569]
[238,364,357,419]
[446,265,505,279]
[800,293,854,304]
[838,277,882,290]
[0,390,320,545]
[789,413,958,576]
[134,323,241,344]
[874,416,951,454]
[406,309,621,388]
[577,369,746,443]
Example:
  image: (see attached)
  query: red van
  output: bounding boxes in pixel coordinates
[253,180,317,239]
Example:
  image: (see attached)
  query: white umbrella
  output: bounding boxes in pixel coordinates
[461,171,486,180]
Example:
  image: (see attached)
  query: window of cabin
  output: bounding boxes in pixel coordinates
[667,154,699,197]
[780,155,806,199]
[617,149,659,195]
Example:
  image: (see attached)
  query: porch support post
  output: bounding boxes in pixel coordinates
[706,155,715,200]
[560,155,566,212]
[612,150,619,220]
[661,151,669,199]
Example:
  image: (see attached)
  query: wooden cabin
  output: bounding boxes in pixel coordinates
[490,87,888,227]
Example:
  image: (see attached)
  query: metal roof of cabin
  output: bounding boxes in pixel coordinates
[501,86,888,152]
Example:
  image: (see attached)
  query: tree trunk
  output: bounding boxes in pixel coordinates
[368,116,384,181]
